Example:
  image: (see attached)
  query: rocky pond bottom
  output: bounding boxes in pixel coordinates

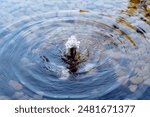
[0,1,150,99]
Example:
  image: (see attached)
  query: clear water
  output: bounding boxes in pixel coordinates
[0,0,150,99]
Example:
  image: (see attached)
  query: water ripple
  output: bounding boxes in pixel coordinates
[0,10,150,99]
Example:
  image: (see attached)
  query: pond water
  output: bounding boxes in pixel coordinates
[0,0,150,99]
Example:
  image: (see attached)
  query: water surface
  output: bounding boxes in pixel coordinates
[0,0,150,99]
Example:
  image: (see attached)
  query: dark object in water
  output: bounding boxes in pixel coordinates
[40,55,50,62]
[61,47,87,73]
[79,10,89,13]
[66,47,80,61]
[61,47,80,72]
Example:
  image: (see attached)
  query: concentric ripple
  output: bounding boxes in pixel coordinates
[0,10,150,99]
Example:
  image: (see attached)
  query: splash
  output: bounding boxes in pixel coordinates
[65,35,80,50]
